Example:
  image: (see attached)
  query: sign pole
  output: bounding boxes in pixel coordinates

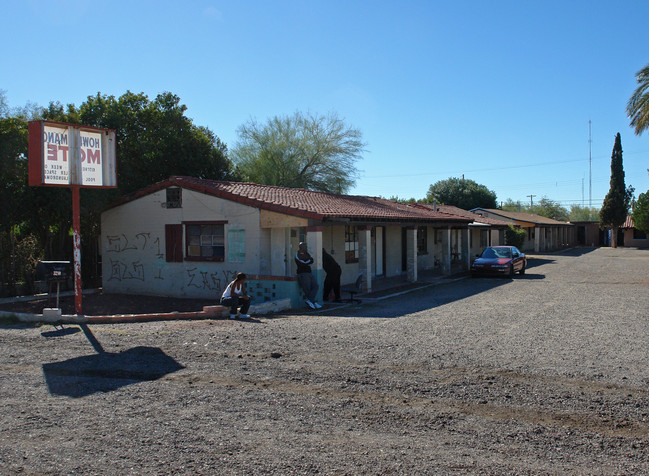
[28,121,116,316]
[72,186,83,315]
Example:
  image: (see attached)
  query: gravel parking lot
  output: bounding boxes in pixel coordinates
[1,247,648,474]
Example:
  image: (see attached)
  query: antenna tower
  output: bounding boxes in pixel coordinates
[588,120,592,208]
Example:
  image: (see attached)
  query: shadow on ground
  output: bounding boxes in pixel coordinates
[42,325,184,398]
[321,276,513,319]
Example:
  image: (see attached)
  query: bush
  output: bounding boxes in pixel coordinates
[505,225,526,249]
[5,234,43,296]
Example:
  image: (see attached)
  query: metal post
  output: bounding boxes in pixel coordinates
[72,186,82,315]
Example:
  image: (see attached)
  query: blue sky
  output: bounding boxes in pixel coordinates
[2,0,649,208]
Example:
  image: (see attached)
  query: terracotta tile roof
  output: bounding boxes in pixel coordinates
[622,215,635,229]
[109,176,472,224]
[414,204,510,227]
[471,208,571,226]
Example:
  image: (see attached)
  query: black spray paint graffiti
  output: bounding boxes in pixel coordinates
[104,232,239,290]
[108,259,145,282]
[186,268,238,292]
[105,232,163,258]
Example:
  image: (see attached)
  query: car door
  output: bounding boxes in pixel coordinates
[512,247,523,271]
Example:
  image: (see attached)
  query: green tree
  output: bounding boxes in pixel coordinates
[426,177,497,210]
[626,64,649,136]
[569,205,599,222]
[0,90,235,293]
[599,133,634,247]
[504,225,526,249]
[80,91,234,196]
[529,197,569,221]
[231,111,365,193]
[500,198,523,212]
[632,191,649,234]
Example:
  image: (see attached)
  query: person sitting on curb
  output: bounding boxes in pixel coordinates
[220,272,251,319]
[295,242,321,310]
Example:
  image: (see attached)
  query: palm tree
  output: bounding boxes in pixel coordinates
[627,64,649,135]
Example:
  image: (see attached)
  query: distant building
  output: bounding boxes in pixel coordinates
[469,208,576,252]
[620,215,648,248]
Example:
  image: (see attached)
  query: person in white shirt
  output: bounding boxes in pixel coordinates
[220,272,251,319]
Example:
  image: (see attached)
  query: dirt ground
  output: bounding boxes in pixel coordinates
[1,247,649,474]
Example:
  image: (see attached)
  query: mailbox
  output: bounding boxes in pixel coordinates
[36,261,72,283]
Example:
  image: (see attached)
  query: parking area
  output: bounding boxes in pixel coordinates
[1,247,648,474]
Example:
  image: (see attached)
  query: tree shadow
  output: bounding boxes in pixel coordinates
[42,325,184,398]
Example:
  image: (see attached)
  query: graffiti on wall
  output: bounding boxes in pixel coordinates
[186,268,238,292]
[105,232,161,282]
[104,231,238,293]
[105,233,163,258]
[108,259,145,281]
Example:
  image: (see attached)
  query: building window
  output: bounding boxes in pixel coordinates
[185,223,225,261]
[633,228,647,240]
[417,227,428,254]
[228,229,245,262]
[345,225,359,263]
[165,187,182,208]
[527,227,535,241]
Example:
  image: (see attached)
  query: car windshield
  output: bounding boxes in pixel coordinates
[482,247,512,259]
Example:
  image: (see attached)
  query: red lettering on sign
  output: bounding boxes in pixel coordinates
[47,143,57,160]
[86,149,100,164]
[59,145,69,162]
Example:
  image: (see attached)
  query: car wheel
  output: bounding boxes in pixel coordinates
[509,264,515,278]
[519,263,526,275]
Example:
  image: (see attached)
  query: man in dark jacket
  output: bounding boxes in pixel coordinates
[295,242,321,309]
[322,248,342,302]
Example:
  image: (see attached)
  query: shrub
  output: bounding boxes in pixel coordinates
[505,225,526,249]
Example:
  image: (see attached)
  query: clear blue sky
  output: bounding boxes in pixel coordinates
[2,0,649,208]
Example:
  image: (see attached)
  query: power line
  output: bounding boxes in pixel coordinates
[362,149,649,180]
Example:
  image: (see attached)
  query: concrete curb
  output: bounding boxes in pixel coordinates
[1,298,293,325]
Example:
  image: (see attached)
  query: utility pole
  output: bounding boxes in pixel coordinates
[589,120,592,208]
[527,194,536,208]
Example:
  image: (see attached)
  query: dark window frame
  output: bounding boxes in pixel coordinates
[183,220,227,262]
[165,187,182,208]
[345,225,359,264]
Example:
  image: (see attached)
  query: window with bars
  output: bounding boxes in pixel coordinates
[165,187,182,208]
[345,225,359,263]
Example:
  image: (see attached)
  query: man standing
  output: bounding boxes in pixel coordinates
[295,242,321,309]
[322,248,342,302]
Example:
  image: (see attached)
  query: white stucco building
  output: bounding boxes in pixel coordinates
[100,177,476,308]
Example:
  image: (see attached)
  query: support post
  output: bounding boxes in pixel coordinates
[358,226,372,292]
[406,227,418,282]
[72,186,82,315]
